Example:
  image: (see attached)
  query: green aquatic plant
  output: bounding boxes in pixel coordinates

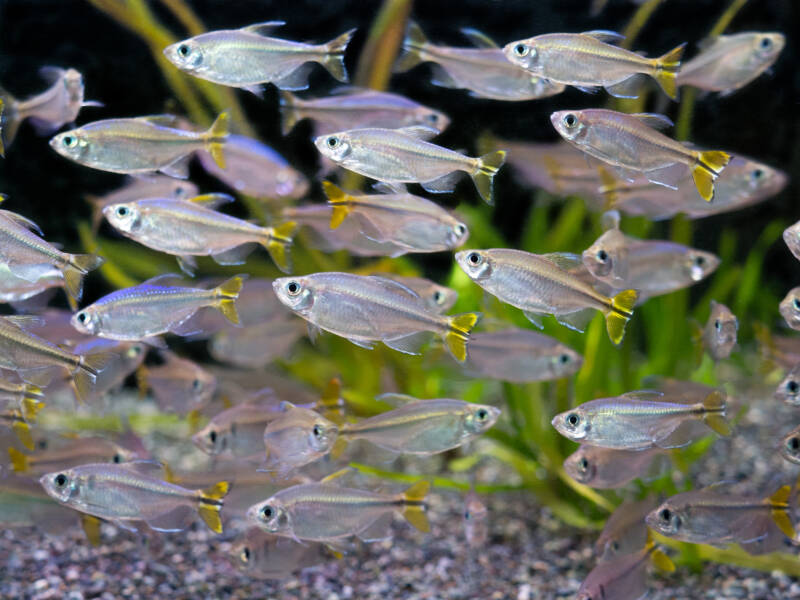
[75,0,799,580]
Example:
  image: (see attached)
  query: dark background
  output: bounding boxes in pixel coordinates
[0,0,797,302]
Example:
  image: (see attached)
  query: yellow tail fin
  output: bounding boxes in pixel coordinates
[692,150,731,202]
[395,21,429,72]
[213,276,244,325]
[653,42,686,100]
[12,418,33,450]
[702,390,732,436]
[8,446,28,472]
[768,485,794,538]
[605,289,637,345]
[445,312,480,362]
[322,181,353,229]
[63,254,104,301]
[205,112,229,169]
[20,398,44,423]
[198,481,230,534]
[263,221,297,273]
[472,150,506,205]
[74,351,115,404]
[402,480,430,533]
[650,548,676,573]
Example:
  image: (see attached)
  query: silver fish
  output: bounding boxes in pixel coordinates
[164,22,355,93]
[703,300,737,360]
[139,351,216,416]
[780,287,800,331]
[40,462,229,533]
[595,497,657,560]
[646,483,795,551]
[50,112,228,178]
[552,388,731,450]
[455,248,636,344]
[260,403,339,476]
[564,445,668,489]
[774,364,800,405]
[7,435,137,476]
[0,314,111,403]
[283,204,410,257]
[784,220,800,263]
[193,396,281,458]
[231,527,330,579]
[0,206,103,301]
[197,134,309,200]
[103,194,296,274]
[396,22,565,101]
[323,181,469,254]
[504,31,684,99]
[71,274,244,341]
[247,479,430,543]
[678,33,785,95]
[582,230,720,302]
[463,328,582,382]
[0,66,102,146]
[279,87,450,136]
[603,156,787,220]
[272,272,479,362]
[314,126,506,204]
[551,108,730,202]
[210,318,306,370]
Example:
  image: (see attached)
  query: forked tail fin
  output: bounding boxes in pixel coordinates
[401,480,430,533]
[73,351,115,404]
[605,289,637,345]
[213,275,245,325]
[198,481,230,534]
[653,43,686,100]
[394,21,429,72]
[262,221,297,274]
[444,312,480,362]
[322,181,353,229]
[63,253,105,301]
[702,390,732,436]
[692,150,731,202]
[767,485,794,539]
[205,112,229,169]
[471,150,506,205]
[320,29,356,83]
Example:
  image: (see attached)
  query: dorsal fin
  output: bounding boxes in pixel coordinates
[541,252,583,271]
[140,273,185,287]
[581,30,626,44]
[240,21,286,35]
[0,209,44,236]
[631,113,674,130]
[2,315,46,330]
[459,28,498,48]
[395,126,440,141]
[187,193,235,209]
[367,276,422,301]
[375,392,418,407]
[135,114,181,127]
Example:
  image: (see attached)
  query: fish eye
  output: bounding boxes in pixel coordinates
[659,508,672,522]
[566,412,580,427]
[426,113,439,124]
[115,206,130,218]
[312,424,323,438]
[192,378,203,392]
[476,408,489,421]
[240,547,251,563]
[454,223,468,237]
[76,312,88,324]
[467,252,482,265]
[326,136,340,149]
[563,113,578,128]
[513,43,529,57]
[433,291,444,304]
[286,281,301,296]
[794,298,800,311]
[209,430,217,443]
[596,249,608,262]
[787,380,799,394]
[759,37,773,50]
[178,44,191,57]
[714,319,721,331]
[788,436,800,451]
[112,453,121,463]
[578,457,589,471]
[694,255,705,266]
[62,135,77,148]
[261,505,274,519]
[752,168,764,180]
[559,353,571,364]
[55,473,68,487]
[128,345,143,358]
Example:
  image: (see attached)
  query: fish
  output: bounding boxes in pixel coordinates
[0,376,44,421]
[163,23,355,93]
[552,388,731,450]
[462,328,582,382]
[382,275,458,314]
[138,351,215,416]
[260,403,340,476]
[103,193,297,274]
[49,112,229,178]
[780,288,800,331]
[7,435,137,475]
[0,261,67,306]
[192,396,281,458]
[563,445,669,489]
[196,134,309,200]
[455,248,636,344]
[272,272,480,361]
[86,175,198,233]
[71,274,244,341]
[601,156,787,220]
[0,205,104,301]
[577,531,674,600]
[551,108,731,202]
[210,318,306,370]
[0,473,79,534]
[781,425,800,465]
[0,314,112,403]
[322,181,469,254]
[463,488,488,549]
[582,230,720,302]
[0,66,102,146]
[1,408,38,450]
[314,127,506,204]
[677,33,785,95]
[784,220,800,262]
[40,461,229,533]
[247,479,430,543]
[774,364,800,405]
[503,30,684,99]
[279,87,450,136]
[703,301,738,360]
[646,482,796,551]
[595,497,657,560]
[395,22,565,101]
[70,338,147,401]
[231,527,330,579]
[282,204,411,257]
